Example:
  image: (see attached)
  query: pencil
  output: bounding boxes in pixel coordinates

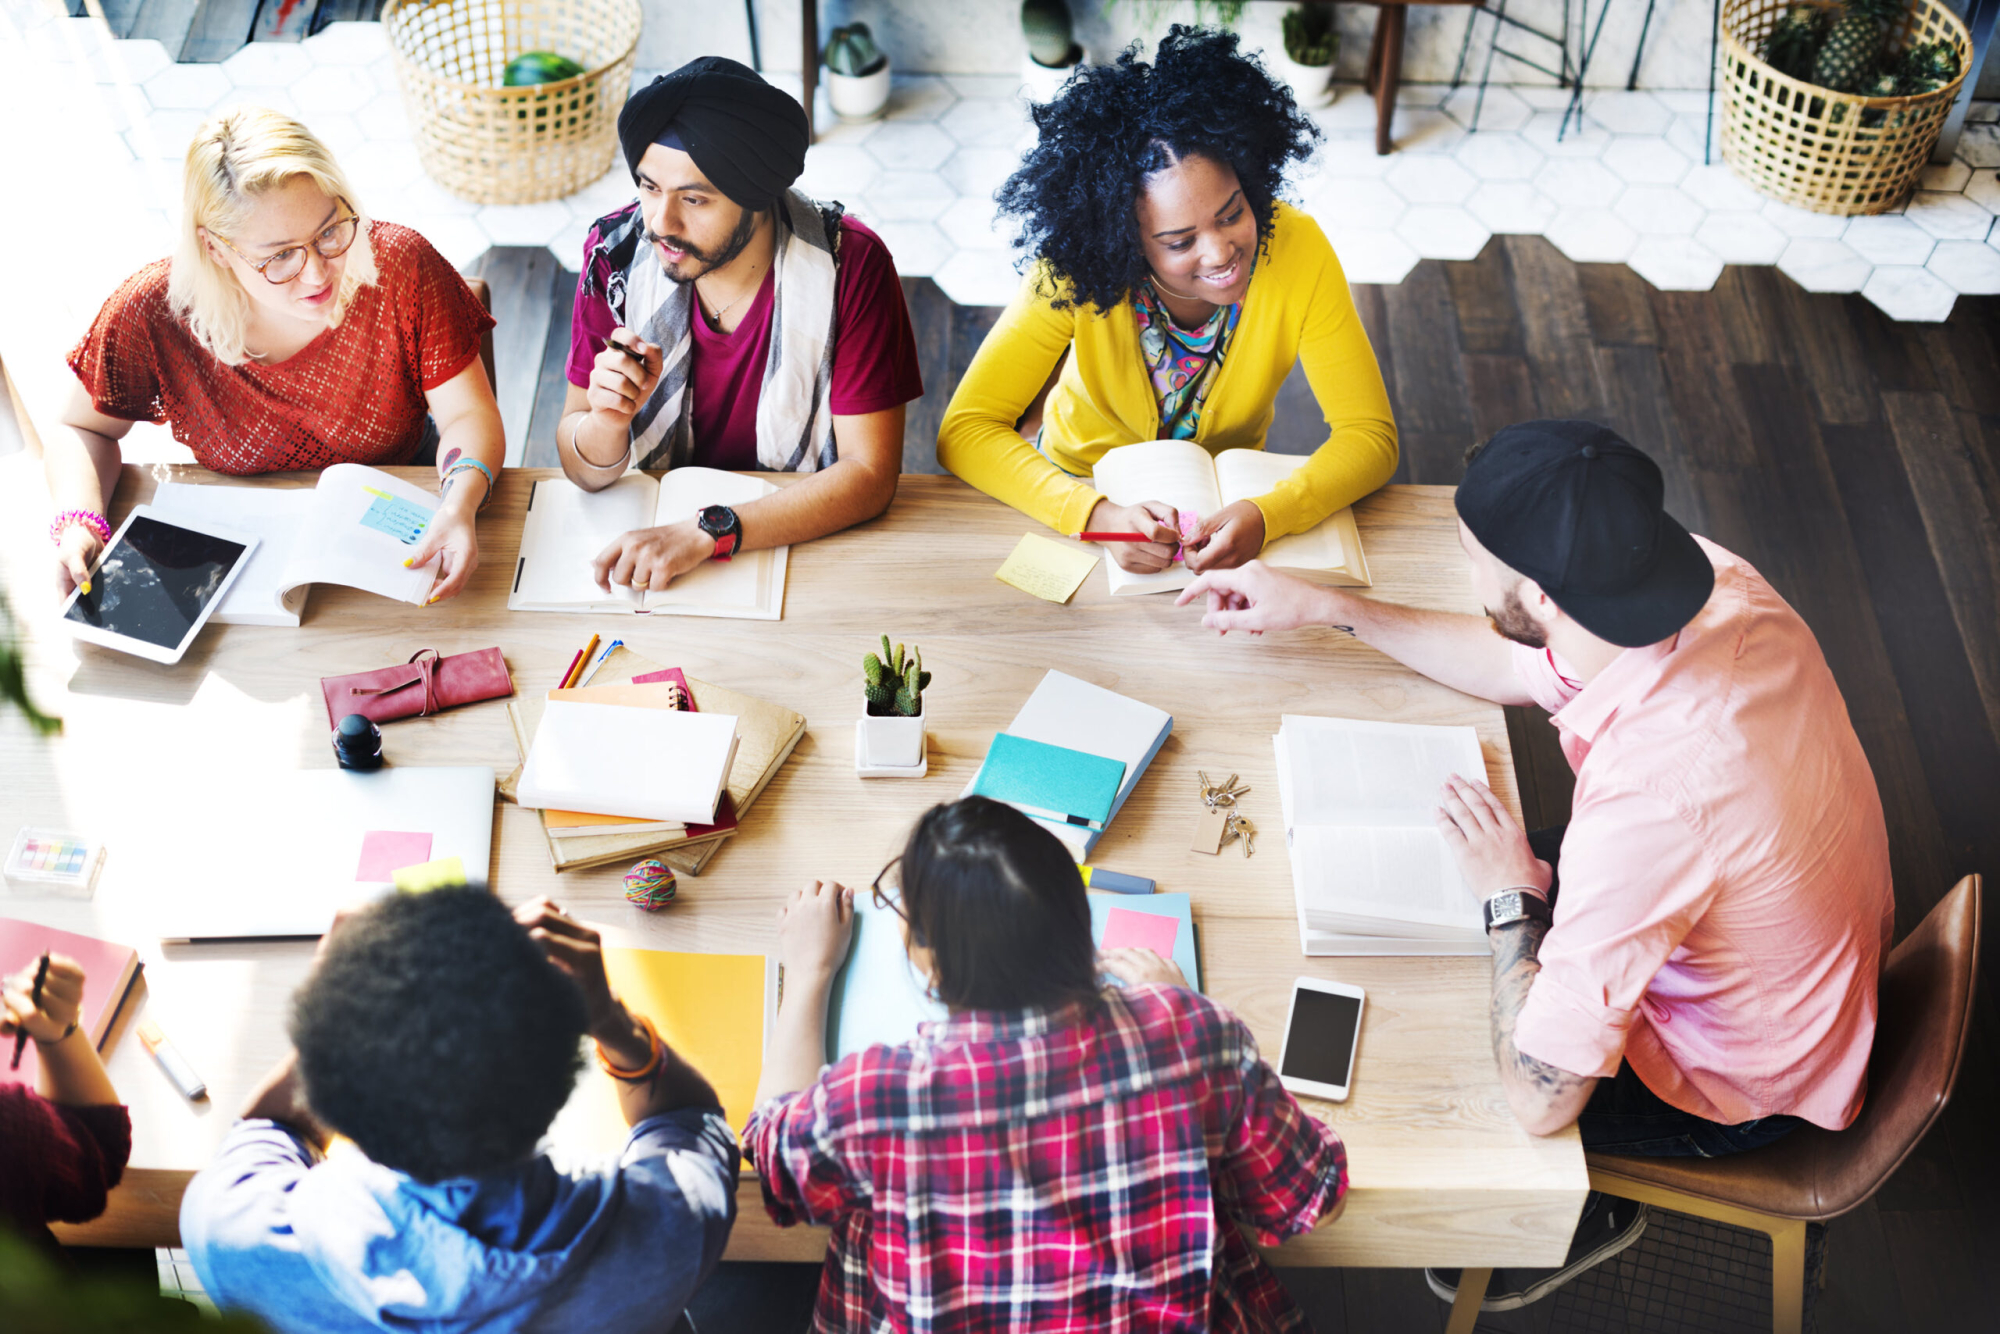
[555,648,584,691]
[1079,532,1157,542]
[560,634,600,689]
[10,951,49,1071]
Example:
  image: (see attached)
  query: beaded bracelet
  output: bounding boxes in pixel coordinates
[596,1011,663,1083]
[440,458,496,511]
[49,509,111,547]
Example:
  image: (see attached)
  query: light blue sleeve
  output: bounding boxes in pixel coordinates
[617,1109,741,1284]
[178,1119,324,1312]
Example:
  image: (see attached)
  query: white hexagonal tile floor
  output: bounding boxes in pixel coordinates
[14,28,2000,322]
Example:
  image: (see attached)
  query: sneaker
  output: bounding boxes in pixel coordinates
[1426,1192,1649,1312]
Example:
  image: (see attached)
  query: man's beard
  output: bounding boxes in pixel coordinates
[647,206,759,284]
[1487,582,1548,649]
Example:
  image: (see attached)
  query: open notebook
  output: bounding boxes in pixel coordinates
[509,469,788,619]
[150,464,441,625]
[1089,441,1370,596]
[1275,715,1492,956]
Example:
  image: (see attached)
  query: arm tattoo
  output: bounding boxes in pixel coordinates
[1488,919,1592,1102]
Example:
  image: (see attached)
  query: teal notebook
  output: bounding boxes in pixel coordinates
[969,733,1127,832]
[826,892,1201,1061]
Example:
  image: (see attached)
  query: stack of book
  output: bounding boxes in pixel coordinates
[503,647,806,874]
[1274,714,1492,956]
[964,670,1174,859]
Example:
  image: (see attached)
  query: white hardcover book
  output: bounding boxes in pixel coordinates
[1275,720,1492,955]
[152,464,444,625]
[518,700,741,823]
[1088,441,1369,597]
[509,469,788,620]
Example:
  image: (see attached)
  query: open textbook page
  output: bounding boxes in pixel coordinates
[1089,440,1368,595]
[510,467,786,619]
[152,464,440,626]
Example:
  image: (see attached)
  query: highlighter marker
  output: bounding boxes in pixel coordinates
[1081,866,1154,895]
[138,1020,207,1101]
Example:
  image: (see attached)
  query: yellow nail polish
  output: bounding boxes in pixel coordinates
[402,557,414,567]
[80,581,91,594]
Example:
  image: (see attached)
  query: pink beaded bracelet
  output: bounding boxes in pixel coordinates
[49,509,111,546]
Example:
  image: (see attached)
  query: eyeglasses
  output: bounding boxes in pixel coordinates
[214,206,359,284]
[871,855,906,921]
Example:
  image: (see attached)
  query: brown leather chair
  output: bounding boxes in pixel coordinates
[1576,875,1980,1334]
[462,276,498,391]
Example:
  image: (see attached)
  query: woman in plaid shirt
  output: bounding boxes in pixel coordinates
[745,797,1348,1332]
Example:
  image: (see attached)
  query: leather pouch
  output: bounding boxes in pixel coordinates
[321,648,513,728]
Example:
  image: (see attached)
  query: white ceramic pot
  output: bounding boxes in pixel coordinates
[1271,50,1335,108]
[827,62,891,122]
[1020,48,1083,104]
[861,695,926,769]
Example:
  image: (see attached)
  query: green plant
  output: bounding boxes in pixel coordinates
[1022,0,1076,66]
[1811,0,1902,92]
[0,593,58,736]
[863,635,929,717]
[1282,3,1338,65]
[1115,0,1247,33]
[824,22,887,77]
[0,1226,265,1331]
[1761,4,1830,79]
[1892,37,1959,92]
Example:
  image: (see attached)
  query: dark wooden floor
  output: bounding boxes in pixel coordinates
[490,238,1997,1332]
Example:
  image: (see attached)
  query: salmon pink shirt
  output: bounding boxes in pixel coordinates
[1511,537,1894,1130]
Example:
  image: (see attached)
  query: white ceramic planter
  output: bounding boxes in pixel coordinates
[827,63,891,122]
[1020,48,1083,104]
[1271,50,1335,108]
[861,696,926,768]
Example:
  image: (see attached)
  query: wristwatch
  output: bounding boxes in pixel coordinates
[1482,887,1554,932]
[696,505,741,561]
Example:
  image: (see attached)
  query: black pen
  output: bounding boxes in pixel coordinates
[607,336,648,368]
[9,952,49,1071]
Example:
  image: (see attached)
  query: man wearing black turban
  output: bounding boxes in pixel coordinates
[553,56,924,598]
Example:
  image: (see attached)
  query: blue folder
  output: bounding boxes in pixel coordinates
[969,733,1127,831]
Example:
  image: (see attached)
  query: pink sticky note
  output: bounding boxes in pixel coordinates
[1103,907,1179,958]
[356,831,434,882]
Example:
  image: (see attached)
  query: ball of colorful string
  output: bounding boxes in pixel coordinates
[623,858,677,911]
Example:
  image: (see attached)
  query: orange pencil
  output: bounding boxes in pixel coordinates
[559,634,600,689]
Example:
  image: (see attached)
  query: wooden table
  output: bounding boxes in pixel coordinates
[0,462,1584,1299]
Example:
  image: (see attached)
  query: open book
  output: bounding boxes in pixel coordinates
[150,463,441,626]
[509,469,788,619]
[1089,441,1370,596]
[1275,715,1491,956]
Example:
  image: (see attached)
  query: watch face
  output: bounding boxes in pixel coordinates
[1487,891,1523,927]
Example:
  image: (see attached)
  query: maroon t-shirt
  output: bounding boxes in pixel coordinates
[568,212,923,470]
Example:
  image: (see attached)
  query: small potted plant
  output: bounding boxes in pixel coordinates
[1021,0,1083,102]
[1274,3,1338,107]
[861,635,928,769]
[824,22,891,122]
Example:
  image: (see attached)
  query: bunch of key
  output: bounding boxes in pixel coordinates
[1197,770,1256,858]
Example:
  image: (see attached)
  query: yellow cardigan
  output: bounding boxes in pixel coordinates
[936,202,1398,541]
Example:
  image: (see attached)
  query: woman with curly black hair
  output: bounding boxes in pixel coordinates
[938,26,1397,576]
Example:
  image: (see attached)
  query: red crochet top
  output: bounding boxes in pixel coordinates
[0,1086,131,1253]
[67,222,494,475]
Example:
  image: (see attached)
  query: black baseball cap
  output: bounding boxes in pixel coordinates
[1455,420,1714,648]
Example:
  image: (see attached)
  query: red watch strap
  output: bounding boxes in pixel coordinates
[711,532,737,561]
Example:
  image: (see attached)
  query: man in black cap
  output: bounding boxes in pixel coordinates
[555,56,924,596]
[1180,420,1891,1312]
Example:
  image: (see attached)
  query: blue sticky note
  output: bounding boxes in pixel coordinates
[359,493,432,544]
[1090,893,1200,993]
[826,896,945,1062]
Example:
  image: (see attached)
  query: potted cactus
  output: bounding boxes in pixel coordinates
[824,21,891,122]
[1273,4,1338,107]
[1021,0,1082,102]
[861,635,928,769]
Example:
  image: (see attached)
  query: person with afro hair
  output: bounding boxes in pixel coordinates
[178,889,738,1334]
[938,25,1397,578]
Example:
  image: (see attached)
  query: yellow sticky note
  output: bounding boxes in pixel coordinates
[996,532,1100,604]
[392,856,467,893]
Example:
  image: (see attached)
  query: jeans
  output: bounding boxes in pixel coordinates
[1528,824,1805,1160]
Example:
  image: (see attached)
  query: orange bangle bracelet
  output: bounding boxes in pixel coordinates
[596,1012,662,1082]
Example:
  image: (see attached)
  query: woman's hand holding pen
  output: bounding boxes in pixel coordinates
[1086,497,1180,572]
[1,954,82,1046]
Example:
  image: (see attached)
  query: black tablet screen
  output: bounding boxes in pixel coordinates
[1282,988,1361,1088]
[64,516,247,651]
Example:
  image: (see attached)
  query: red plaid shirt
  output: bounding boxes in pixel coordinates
[746,984,1347,1333]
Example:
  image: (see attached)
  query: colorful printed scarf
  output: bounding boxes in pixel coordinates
[1133,281,1242,441]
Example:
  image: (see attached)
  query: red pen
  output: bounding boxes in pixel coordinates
[555,648,584,690]
[1078,532,1157,542]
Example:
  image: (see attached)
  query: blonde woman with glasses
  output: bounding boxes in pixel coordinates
[48,107,503,603]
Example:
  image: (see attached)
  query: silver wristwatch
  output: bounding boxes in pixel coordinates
[1482,888,1554,932]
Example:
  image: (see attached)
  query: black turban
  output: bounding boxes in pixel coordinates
[616,56,810,212]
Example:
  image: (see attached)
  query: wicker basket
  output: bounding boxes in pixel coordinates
[1719,0,1971,215]
[383,0,641,205]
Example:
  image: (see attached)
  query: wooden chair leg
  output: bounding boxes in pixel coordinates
[1444,1267,1492,1334]
[1589,1168,1809,1334]
[1374,6,1406,155]
[1365,11,1386,95]
[1770,1217,1806,1334]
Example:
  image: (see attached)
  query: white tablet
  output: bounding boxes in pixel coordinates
[1277,976,1366,1102]
[60,505,259,665]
